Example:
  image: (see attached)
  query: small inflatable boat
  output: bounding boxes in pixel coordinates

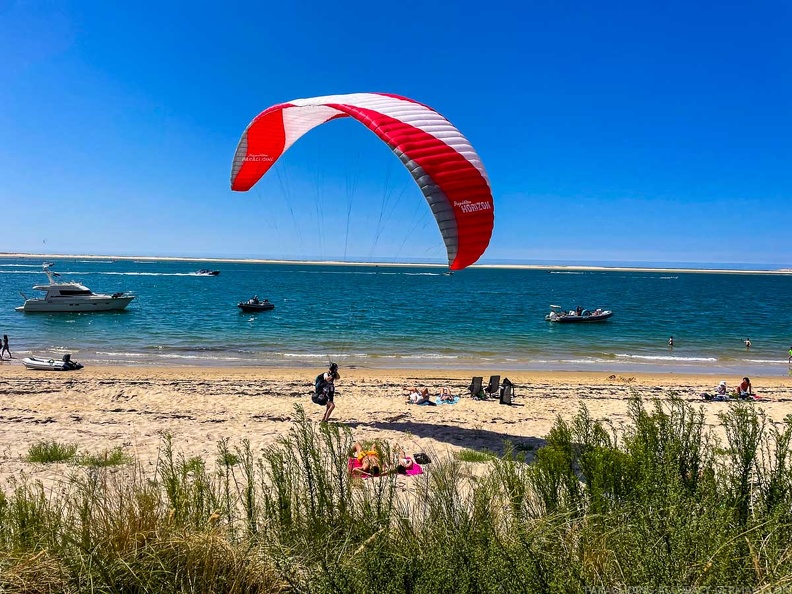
[22,354,84,371]
[237,298,275,312]
[545,305,614,323]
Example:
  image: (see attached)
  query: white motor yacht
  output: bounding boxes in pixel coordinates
[16,264,135,312]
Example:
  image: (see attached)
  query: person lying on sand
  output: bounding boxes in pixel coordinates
[350,441,413,477]
[438,387,456,402]
[404,386,436,405]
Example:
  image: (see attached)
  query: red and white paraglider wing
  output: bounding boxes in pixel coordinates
[230,93,493,270]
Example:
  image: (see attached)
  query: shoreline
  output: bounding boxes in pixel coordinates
[4,364,792,384]
[2,252,791,275]
[3,354,792,377]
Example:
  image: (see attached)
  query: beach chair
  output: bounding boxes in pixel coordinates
[484,375,500,398]
[467,376,484,399]
[500,377,514,405]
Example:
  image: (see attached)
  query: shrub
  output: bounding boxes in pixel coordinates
[25,441,77,464]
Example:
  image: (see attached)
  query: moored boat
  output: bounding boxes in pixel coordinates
[545,304,613,323]
[22,354,84,371]
[237,296,275,312]
[16,264,135,312]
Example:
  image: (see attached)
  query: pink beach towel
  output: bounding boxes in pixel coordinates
[347,456,424,478]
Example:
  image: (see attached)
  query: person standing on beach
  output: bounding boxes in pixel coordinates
[788,346,792,365]
[312,362,340,422]
[1,335,11,359]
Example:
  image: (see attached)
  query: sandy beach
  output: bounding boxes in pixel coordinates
[3,364,792,484]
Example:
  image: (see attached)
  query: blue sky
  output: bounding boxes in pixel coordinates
[1,0,789,267]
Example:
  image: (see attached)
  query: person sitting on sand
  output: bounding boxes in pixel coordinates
[737,377,753,399]
[705,380,730,401]
[351,441,414,477]
[404,386,435,405]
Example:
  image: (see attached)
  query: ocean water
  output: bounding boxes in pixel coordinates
[1,257,792,377]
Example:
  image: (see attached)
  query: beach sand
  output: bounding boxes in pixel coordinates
[2,364,792,484]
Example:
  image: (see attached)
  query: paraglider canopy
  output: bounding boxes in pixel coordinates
[230,92,494,270]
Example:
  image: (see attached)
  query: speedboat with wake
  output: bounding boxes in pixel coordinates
[545,304,613,323]
[238,296,275,312]
[22,354,84,371]
[16,264,135,312]
[193,269,220,276]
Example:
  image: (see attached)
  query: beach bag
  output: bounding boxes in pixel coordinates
[312,392,328,406]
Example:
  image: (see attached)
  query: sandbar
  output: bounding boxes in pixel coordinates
[2,252,791,275]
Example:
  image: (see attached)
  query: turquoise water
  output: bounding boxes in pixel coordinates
[1,257,792,376]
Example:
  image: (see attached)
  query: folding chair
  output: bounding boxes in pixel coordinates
[484,375,500,398]
[467,376,484,399]
[500,377,514,405]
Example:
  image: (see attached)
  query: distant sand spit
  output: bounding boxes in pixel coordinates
[2,365,792,486]
[2,252,791,274]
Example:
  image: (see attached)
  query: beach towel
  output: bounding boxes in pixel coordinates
[701,392,769,402]
[746,394,770,401]
[701,392,731,402]
[435,396,460,405]
[347,457,423,478]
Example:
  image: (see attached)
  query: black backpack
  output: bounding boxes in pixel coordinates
[314,373,326,394]
[312,373,333,406]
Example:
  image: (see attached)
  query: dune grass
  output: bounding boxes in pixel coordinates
[3,397,792,592]
[25,440,78,463]
[76,446,133,468]
[25,441,132,468]
[455,447,498,462]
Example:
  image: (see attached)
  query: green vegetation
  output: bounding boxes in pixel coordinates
[455,447,498,462]
[76,446,133,468]
[25,440,78,463]
[25,441,132,468]
[3,398,792,592]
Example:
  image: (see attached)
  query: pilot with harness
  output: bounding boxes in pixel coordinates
[313,362,340,422]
